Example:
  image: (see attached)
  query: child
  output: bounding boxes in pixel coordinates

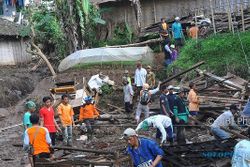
[57,94,75,146]
[79,96,99,135]
[23,100,36,129]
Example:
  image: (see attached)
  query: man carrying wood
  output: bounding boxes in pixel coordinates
[211,104,241,140]
[121,128,164,167]
[136,115,174,146]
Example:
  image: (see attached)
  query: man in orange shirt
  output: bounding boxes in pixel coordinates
[58,94,75,146]
[189,22,199,39]
[79,96,99,135]
[187,82,200,116]
[24,114,52,167]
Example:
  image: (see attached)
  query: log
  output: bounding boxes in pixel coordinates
[0,123,23,132]
[53,146,116,155]
[197,69,244,90]
[104,38,163,48]
[199,96,247,103]
[160,61,205,85]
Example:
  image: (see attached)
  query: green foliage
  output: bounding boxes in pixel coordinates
[100,84,113,95]
[92,23,134,47]
[32,7,66,58]
[172,31,250,79]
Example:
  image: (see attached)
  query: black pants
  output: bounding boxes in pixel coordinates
[176,119,186,144]
[33,152,50,166]
[49,132,56,146]
[125,102,133,113]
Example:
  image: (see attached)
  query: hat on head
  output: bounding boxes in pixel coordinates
[120,128,138,139]
[170,44,175,49]
[175,17,180,21]
[146,65,152,69]
[84,96,92,102]
[177,88,185,94]
[124,70,129,74]
[25,100,36,109]
[141,121,149,131]
[167,85,174,90]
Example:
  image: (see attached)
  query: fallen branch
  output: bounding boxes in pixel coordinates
[161,61,205,85]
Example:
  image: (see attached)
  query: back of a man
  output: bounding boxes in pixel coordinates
[24,114,51,166]
[232,139,250,167]
[211,111,233,128]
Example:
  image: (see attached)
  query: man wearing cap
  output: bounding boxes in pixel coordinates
[159,85,172,116]
[136,115,173,146]
[79,96,99,134]
[211,104,241,140]
[136,83,160,124]
[163,38,172,67]
[172,17,184,51]
[146,66,156,89]
[134,61,147,102]
[23,100,36,129]
[173,88,190,144]
[170,44,178,62]
[123,70,132,85]
[121,128,164,167]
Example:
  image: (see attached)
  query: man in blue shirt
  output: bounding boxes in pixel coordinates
[172,17,184,51]
[160,85,172,117]
[121,128,164,167]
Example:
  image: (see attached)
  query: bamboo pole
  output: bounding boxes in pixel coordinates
[227,0,232,31]
[153,0,157,23]
[241,4,245,32]
[210,0,217,34]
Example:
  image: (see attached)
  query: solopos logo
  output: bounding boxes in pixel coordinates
[206,117,215,125]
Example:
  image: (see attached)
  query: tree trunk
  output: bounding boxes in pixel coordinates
[132,0,142,32]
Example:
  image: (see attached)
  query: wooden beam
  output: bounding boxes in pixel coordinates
[161,61,205,85]
[53,146,116,155]
[104,38,163,48]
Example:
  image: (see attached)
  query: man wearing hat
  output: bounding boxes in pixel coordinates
[123,70,132,85]
[23,100,36,129]
[173,88,190,144]
[172,16,184,52]
[121,128,164,167]
[79,96,99,134]
[136,115,173,146]
[211,104,241,140]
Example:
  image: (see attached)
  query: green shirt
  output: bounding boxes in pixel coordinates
[23,112,32,128]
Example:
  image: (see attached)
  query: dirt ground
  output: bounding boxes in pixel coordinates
[0,60,214,167]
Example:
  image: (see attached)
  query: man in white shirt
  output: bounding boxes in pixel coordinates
[211,104,240,140]
[134,61,147,102]
[136,115,173,146]
[123,77,134,113]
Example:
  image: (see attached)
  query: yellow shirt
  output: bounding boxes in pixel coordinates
[187,89,199,111]
[57,103,74,126]
[162,23,168,30]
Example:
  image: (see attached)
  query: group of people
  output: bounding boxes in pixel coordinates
[22,94,100,166]
[22,60,250,167]
[159,17,199,67]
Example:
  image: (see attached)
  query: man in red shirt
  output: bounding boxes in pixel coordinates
[40,96,61,146]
